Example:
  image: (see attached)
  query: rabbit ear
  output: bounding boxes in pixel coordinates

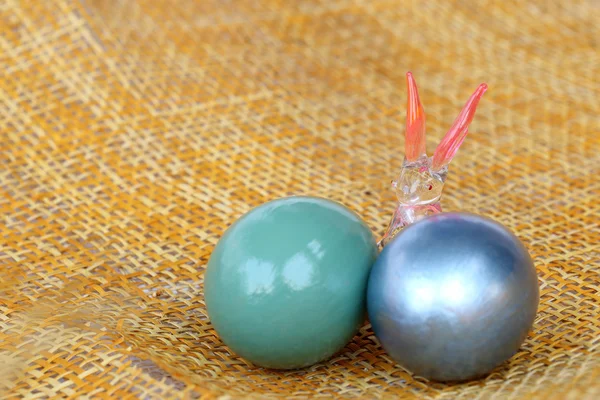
[432,83,488,170]
[404,72,427,161]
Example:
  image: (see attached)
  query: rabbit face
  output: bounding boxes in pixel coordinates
[393,157,446,206]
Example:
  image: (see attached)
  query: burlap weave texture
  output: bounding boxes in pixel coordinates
[1,0,599,398]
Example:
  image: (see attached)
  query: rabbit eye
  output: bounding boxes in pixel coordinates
[428,185,433,190]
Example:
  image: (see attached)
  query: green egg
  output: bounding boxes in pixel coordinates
[204,196,378,369]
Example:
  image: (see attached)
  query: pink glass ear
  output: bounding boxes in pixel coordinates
[432,83,488,170]
[404,72,426,162]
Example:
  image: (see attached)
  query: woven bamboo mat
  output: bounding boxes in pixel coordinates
[1,0,599,398]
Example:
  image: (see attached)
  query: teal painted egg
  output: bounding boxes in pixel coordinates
[204,196,378,369]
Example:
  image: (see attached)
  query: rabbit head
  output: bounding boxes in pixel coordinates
[392,72,488,207]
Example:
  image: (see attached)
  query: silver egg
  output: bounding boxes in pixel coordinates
[367,212,539,381]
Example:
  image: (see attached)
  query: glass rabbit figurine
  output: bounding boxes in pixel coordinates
[379,72,488,247]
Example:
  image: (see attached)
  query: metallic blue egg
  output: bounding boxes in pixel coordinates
[367,212,539,381]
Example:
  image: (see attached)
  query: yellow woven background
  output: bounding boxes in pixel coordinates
[1,0,599,398]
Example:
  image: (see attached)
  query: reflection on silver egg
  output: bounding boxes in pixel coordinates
[368,212,539,381]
